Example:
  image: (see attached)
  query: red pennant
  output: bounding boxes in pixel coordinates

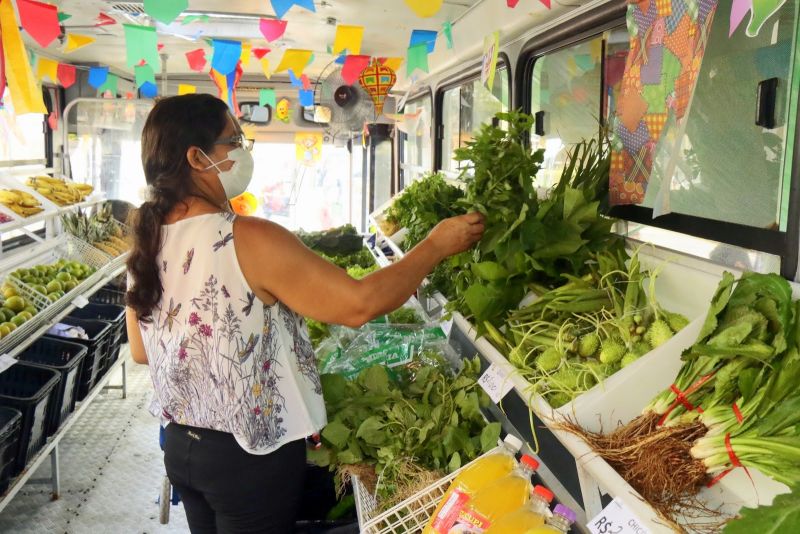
[56,63,77,88]
[342,55,371,85]
[125,92,135,100]
[507,0,521,6]
[186,49,207,72]
[252,47,271,59]
[301,74,311,90]
[47,111,58,130]
[17,0,61,48]
[95,12,117,26]
[538,0,551,7]
[158,43,165,51]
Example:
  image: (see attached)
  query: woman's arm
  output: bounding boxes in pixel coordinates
[126,307,148,364]
[234,213,483,328]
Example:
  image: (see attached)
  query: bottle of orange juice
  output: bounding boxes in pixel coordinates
[525,505,576,534]
[484,485,554,533]
[449,454,540,532]
[424,434,523,534]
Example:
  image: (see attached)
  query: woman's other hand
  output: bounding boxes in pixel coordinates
[425,212,485,259]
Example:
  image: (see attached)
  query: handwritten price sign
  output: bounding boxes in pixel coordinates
[477,363,514,404]
[587,498,650,534]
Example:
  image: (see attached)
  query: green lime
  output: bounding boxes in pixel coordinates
[32,284,47,294]
[5,296,25,313]
[46,280,62,293]
[62,281,77,292]
[16,311,32,321]
[0,308,14,322]
[56,272,72,283]
[2,322,16,332]
[23,305,37,315]
[47,293,59,303]
[10,315,26,327]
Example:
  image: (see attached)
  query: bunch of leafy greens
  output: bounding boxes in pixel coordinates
[386,307,424,325]
[346,264,379,280]
[319,248,376,269]
[314,356,501,500]
[306,319,332,349]
[297,224,364,256]
[448,110,623,331]
[385,172,465,250]
[722,484,799,533]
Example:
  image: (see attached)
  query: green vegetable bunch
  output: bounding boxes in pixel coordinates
[346,264,379,280]
[319,248,376,270]
[447,110,624,330]
[386,307,424,325]
[297,224,364,256]
[315,356,501,500]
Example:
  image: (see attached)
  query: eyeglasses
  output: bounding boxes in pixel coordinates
[214,133,254,152]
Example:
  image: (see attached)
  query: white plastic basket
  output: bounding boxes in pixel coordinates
[354,446,503,534]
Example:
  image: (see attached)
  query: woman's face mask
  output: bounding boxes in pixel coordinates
[199,146,254,200]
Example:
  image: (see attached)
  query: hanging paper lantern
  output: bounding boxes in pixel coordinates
[358,60,396,117]
[230,192,259,216]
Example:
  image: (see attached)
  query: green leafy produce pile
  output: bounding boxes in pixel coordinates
[487,249,688,408]
[307,318,332,349]
[314,356,500,500]
[441,111,623,330]
[319,248,376,269]
[346,264,379,280]
[386,307,424,325]
[722,483,799,533]
[384,172,464,250]
[297,224,364,256]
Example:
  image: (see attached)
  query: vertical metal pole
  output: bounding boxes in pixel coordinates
[50,445,60,499]
[121,359,127,399]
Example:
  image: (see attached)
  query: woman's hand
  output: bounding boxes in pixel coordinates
[425,212,485,260]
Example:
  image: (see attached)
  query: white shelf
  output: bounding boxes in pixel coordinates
[0,195,108,236]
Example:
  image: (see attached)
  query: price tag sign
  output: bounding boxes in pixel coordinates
[440,317,454,338]
[73,295,89,308]
[0,354,17,374]
[478,363,514,404]
[588,498,651,534]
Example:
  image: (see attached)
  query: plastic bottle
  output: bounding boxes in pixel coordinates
[424,434,523,534]
[524,504,577,534]
[449,454,540,532]
[484,485,554,533]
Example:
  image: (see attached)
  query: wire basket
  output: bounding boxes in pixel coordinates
[354,446,502,534]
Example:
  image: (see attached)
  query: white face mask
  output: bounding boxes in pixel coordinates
[200,147,254,199]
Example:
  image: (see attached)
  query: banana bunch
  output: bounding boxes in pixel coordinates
[0,189,44,217]
[26,176,93,206]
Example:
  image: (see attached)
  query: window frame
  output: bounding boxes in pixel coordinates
[517,2,800,278]
[434,53,512,173]
[0,86,51,168]
[398,88,434,189]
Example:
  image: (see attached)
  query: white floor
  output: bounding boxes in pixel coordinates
[0,356,191,533]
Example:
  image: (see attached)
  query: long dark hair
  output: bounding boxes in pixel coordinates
[126,94,229,322]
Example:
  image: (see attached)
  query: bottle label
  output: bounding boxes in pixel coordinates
[430,489,471,534]
[450,507,491,533]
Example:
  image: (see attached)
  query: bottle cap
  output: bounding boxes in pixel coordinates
[533,485,554,502]
[502,434,523,452]
[553,504,576,524]
[520,454,539,470]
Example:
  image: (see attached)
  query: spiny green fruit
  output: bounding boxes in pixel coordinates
[666,312,689,333]
[508,346,528,368]
[578,332,600,358]
[599,339,625,364]
[548,392,573,408]
[536,347,562,373]
[632,341,651,357]
[645,319,674,349]
[621,352,640,368]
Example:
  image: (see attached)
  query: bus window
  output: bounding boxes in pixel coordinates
[440,66,510,173]
[400,96,432,185]
[640,0,798,231]
[0,88,47,165]
[530,29,629,188]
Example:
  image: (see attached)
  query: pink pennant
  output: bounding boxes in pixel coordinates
[259,19,288,42]
[95,12,117,26]
[17,0,61,48]
[186,49,207,72]
[57,63,76,88]
[253,47,271,59]
[301,74,311,90]
[730,0,752,36]
[342,55,371,85]
[539,0,550,7]
[158,43,165,51]
[47,112,58,130]
[507,0,520,6]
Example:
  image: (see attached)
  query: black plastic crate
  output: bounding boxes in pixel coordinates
[89,287,127,343]
[0,363,60,475]
[69,303,125,375]
[45,317,111,401]
[17,337,87,437]
[0,407,22,494]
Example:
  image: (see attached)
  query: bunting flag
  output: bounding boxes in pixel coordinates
[186,49,207,71]
[56,63,76,88]
[404,0,443,17]
[17,0,61,48]
[333,25,364,55]
[275,49,313,74]
[210,61,244,115]
[64,34,96,53]
[260,58,272,79]
[240,43,252,66]
[269,0,315,19]
[609,0,720,205]
[36,57,59,82]
[0,0,46,113]
[95,12,117,26]
[124,24,160,69]
[178,84,197,95]
[253,47,270,60]
[342,55,371,85]
[259,19,287,41]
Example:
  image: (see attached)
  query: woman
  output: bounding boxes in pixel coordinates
[125,94,484,533]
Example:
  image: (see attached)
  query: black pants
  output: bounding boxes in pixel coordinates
[163,423,307,534]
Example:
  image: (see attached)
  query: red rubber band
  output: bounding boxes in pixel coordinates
[707,433,754,488]
[732,403,744,424]
[658,373,715,426]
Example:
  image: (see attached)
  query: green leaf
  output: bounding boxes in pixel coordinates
[448,452,462,472]
[357,366,390,394]
[321,421,351,449]
[480,422,502,452]
[356,416,387,446]
[471,261,509,282]
[698,272,736,342]
[321,374,348,405]
[723,487,800,534]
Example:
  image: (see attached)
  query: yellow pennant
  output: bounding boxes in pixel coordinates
[65,34,96,53]
[240,42,252,67]
[275,49,312,75]
[178,84,196,95]
[404,0,443,17]
[333,25,364,55]
[36,57,59,82]
[260,58,272,80]
[0,0,46,114]
[382,57,404,72]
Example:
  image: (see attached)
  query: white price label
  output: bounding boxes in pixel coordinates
[588,498,650,534]
[73,295,89,308]
[478,363,514,404]
[440,317,454,338]
[0,354,17,374]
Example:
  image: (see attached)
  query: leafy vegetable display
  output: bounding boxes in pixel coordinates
[722,484,799,533]
[384,172,465,250]
[314,356,500,500]
[297,224,364,256]
[319,248,376,269]
[487,249,688,408]
[386,307,424,325]
[446,111,623,330]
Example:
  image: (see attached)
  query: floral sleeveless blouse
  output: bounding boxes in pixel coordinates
[138,212,326,454]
